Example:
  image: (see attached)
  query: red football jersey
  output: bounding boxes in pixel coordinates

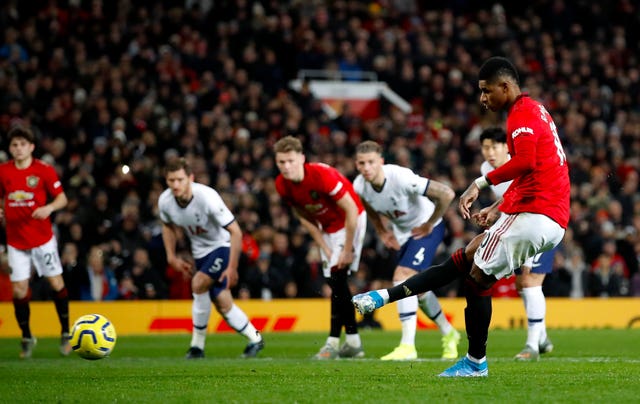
[486,95,570,228]
[276,163,364,234]
[0,159,64,249]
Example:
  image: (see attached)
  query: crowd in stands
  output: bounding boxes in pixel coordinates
[1,0,639,302]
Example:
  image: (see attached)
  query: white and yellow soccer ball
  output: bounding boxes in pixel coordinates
[69,314,117,360]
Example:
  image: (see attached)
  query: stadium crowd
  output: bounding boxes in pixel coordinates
[0,0,639,302]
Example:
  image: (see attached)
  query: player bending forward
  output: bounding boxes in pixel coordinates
[159,158,264,359]
[353,140,460,360]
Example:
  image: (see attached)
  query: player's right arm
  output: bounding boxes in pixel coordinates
[293,206,332,258]
[161,222,192,275]
[362,199,399,250]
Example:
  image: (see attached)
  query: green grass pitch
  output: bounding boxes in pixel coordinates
[1,329,639,403]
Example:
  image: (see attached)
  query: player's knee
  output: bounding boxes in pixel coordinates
[519,272,545,288]
[392,266,415,283]
[192,274,211,294]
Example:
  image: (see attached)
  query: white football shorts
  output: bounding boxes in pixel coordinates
[320,211,367,277]
[8,236,63,282]
[474,212,565,280]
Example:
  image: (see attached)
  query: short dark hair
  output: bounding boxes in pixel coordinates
[479,127,507,144]
[478,56,519,85]
[163,157,192,176]
[8,126,35,144]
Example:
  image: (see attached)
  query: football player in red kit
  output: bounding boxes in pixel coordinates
[0,126,71,358]
[353,56,570,377]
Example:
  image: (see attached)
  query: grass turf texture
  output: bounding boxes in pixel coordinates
[1,329,639,403]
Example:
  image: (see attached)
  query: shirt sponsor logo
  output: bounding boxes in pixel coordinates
[511,127,533,139]
[8,190,34,201]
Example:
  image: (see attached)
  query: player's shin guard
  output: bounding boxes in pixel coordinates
[13,289,32,339]
[464,279,492,360]
[388,248,470,303]
[53,287,70,334]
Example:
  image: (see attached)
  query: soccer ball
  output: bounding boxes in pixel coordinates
[69,314,117,360]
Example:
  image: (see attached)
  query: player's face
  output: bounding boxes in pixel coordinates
[355,152,384,184]
[165,168,194,202]
[478,80,508,112]
[9,137,35,162]
[481,139,509,168]
[275,151,305,182]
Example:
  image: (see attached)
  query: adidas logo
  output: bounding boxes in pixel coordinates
[403,285,412,296]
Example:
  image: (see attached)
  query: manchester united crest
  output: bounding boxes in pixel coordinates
[26,176,40,188]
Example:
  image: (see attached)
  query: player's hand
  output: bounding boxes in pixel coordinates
[472,207,500,227]
[32,205,54,220]
[459,183,480,220]
[219,266,239,288]
[411,222,434,240]
[336,248,354,270]
[380,232,401,250]
[168,257,192,275]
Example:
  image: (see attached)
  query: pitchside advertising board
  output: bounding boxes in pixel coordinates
[0,299,638,337]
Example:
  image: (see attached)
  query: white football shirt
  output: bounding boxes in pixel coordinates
[158,182,235,259]
[480,159,512,199]
[353,164,440,246]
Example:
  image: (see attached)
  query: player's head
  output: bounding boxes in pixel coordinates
[7,126,36,162]
[274,136,305,182]
[480,127,509,168]
[478,56,520,112]
[354,140,385,184]
[163,157,194,202]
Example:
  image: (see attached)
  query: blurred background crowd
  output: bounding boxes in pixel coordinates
[0,0,639,302]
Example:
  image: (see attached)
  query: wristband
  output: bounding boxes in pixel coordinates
[474,176,490,190]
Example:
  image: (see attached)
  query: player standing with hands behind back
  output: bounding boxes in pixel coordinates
[0,126,71,358]
[159,158,264,359]
[353,56,570,377]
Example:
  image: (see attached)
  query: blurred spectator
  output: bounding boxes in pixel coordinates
[543,253,573,297]
[80,246,119,301]
[243,247,291,300]
[587,240,630,297]
[120,247,168,300]
[165,250,193,300]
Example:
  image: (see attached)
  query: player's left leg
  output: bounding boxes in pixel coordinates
[214,289,264,358]
[514,249,556,361]
[419,291,460,360]
[381,265,419,361]
[46,274,71,356]
[318,214,365,360]
[34,237,70,356]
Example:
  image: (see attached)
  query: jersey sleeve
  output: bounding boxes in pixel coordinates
[205,187,235,227]
[157,193,172,224]
[44,163,64,197]
[352,175,364,196]
[486,112,538,185]
[393,165,429,196]
[319,165,349,202]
